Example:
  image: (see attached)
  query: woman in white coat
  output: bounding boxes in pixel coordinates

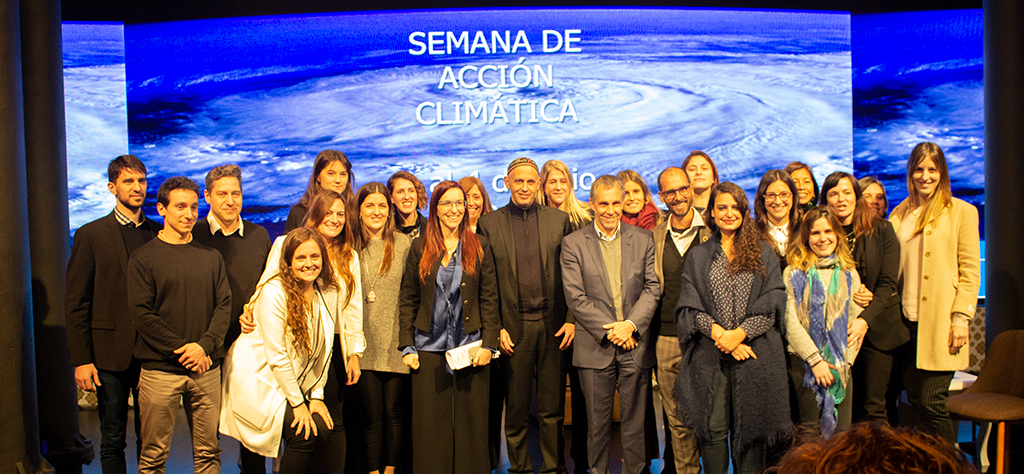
[221,228,338,473]
[239,190,364,471]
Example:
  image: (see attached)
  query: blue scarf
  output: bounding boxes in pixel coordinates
[789,255,852,437]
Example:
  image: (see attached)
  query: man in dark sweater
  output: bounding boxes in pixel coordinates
[66,155,161,474]
[191,164,271,472]
[478,157,574,474]
[651,167,710,474]
[192,164,271,348]
[128,176,231,474]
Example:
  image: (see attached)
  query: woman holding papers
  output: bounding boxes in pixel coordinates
[398,180,500,474]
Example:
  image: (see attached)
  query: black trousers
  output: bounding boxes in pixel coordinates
[504,319,567,474]
[278,404,332,474]
[411,350,491,474]
[852,340,901,424]
[358,370,410,471]
[323,335,348,474]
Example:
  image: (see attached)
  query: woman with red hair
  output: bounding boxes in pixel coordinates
[398,180,500,474]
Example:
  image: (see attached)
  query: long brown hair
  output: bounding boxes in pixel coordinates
[418,180,483,284]
[819,171,876,240]
[753,169,801,257]
[277,228,337,356]
[386,170,428,210]
[297,150,355,207]
[682,151,720,188]
[785,161,820,208]
[355,182,398,274]
[707,182,766,276]
[786,206,856,272]
[304,190,356,309]
[458,175,492,222]
[904,142,953,234]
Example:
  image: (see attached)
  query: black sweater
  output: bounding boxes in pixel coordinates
[128,237,232,374]
[192,218,272,347]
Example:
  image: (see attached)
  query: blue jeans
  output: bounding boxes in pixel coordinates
[96,364,142,474]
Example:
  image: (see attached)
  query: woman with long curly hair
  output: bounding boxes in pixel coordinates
[221,228,339,473]
[890,142,980,443]
[675,182,791,474]
[285,150,356,232]
[353,182,413,474]
[242,190,364,472]
[783,206,865,437]
[398,180,500,474]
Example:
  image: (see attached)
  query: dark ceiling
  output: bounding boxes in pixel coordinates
[60,0,983,23]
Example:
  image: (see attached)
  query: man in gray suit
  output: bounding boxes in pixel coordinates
[479,156,575,474]
[560,175,659,474]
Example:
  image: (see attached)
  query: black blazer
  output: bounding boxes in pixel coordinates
[477,204,574,345]
[854,218,909,351]
[398,234,500,351]
[66,211,160,371]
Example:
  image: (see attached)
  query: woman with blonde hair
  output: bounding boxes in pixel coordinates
[539,159,592,232]
[890,142,980,443]
[783,206,864,437]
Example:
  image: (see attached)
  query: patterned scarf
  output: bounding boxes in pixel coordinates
[788,255,852,437]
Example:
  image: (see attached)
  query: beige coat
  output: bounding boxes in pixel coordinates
[890,197,980,371]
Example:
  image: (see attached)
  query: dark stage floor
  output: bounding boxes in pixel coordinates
[77,385,669,474]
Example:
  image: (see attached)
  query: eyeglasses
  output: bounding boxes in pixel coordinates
[764,192,792,203]
[659,185,691,201]
[437,200,466,210]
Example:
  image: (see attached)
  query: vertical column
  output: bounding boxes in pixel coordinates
[20,0,91,470]
[0,1,45,473]
[984,0,1024,343]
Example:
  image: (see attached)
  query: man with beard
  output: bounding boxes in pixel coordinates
[66,155,161,474]
[652,167,710,474]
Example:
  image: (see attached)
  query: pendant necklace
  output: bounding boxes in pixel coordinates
[362,246,385,303]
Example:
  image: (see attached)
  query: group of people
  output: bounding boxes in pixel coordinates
[66,141,980,474]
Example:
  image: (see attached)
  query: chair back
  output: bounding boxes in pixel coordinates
[967,329,1024,397]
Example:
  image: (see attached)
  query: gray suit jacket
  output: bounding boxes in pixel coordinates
[561,222,659,369]
[478,203,574,345]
